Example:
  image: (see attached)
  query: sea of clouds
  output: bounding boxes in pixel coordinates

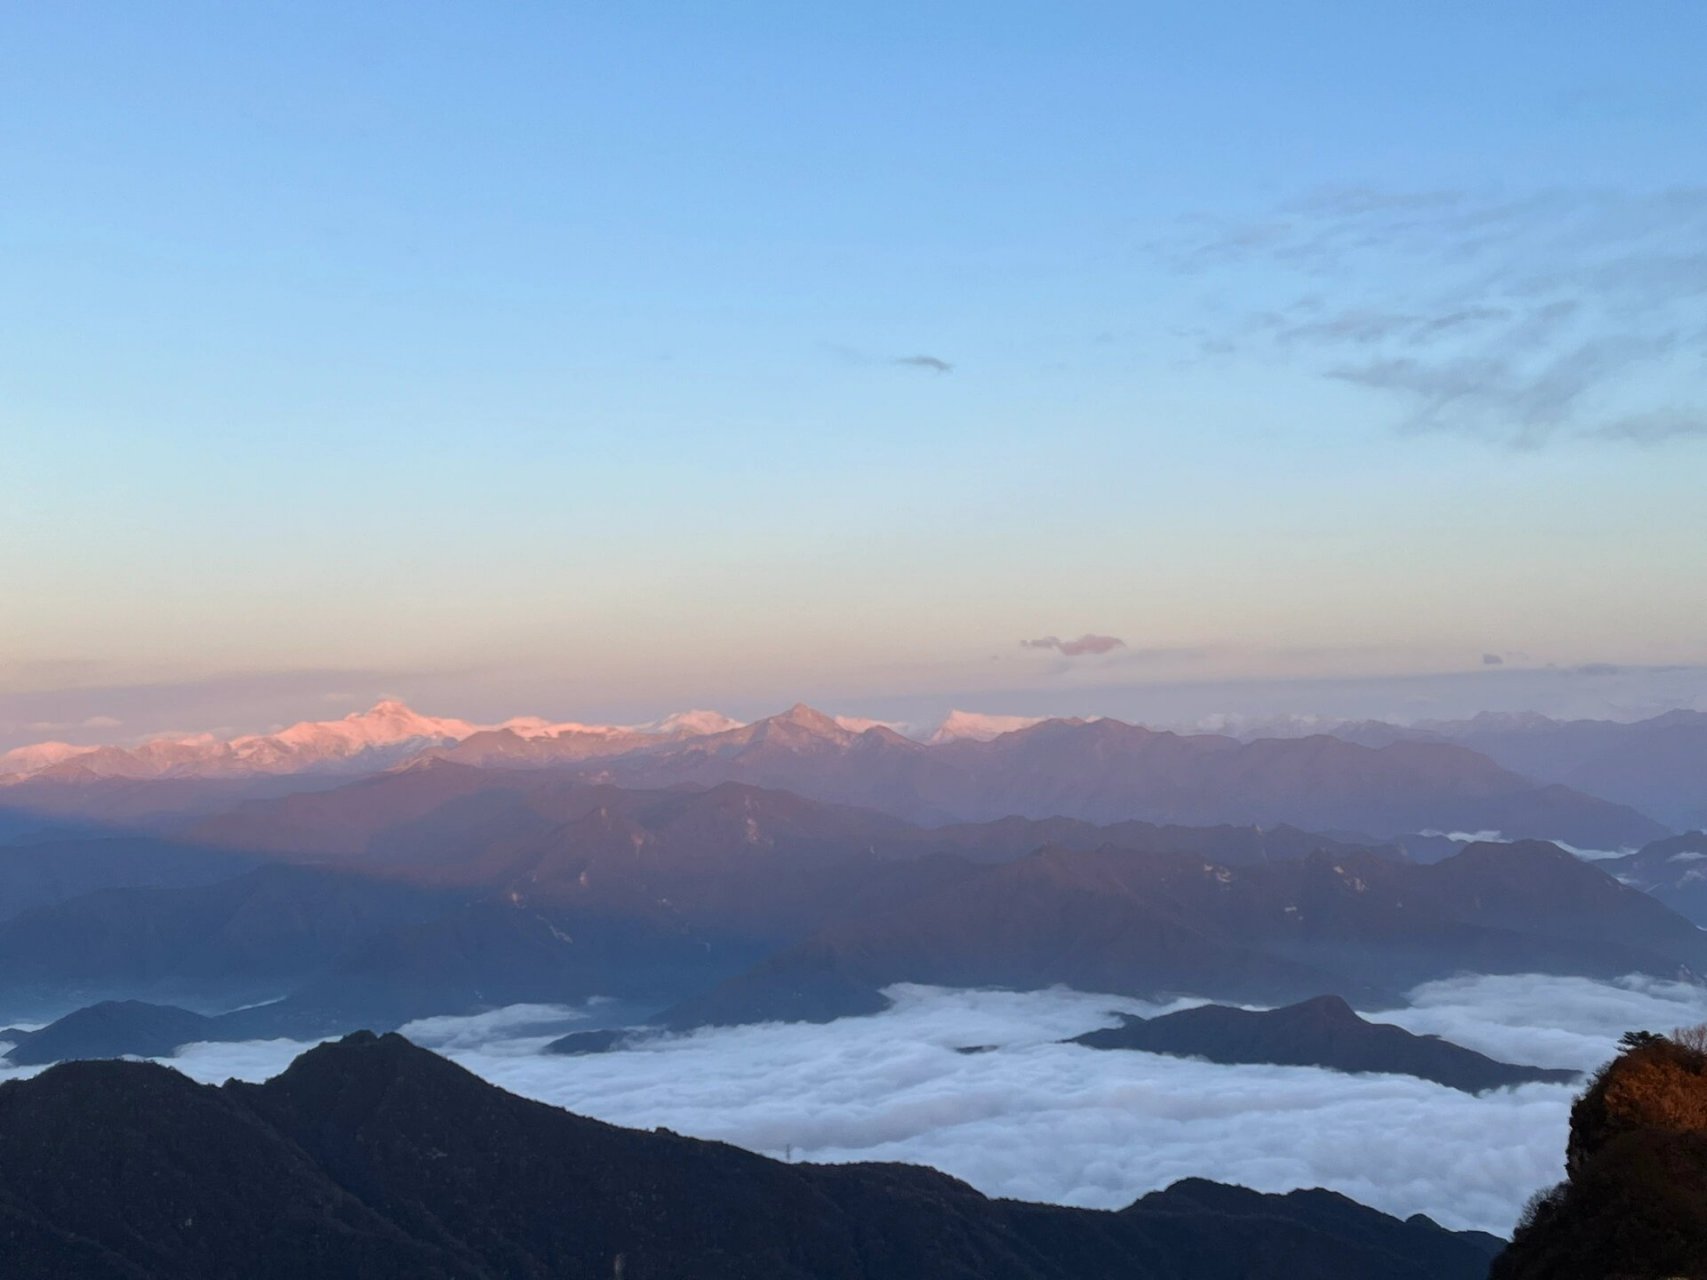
[6,973,1707,1237]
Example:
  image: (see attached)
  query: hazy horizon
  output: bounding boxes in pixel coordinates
[5,660,1706,753]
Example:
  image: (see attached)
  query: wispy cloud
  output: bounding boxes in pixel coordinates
[825,346,957,375]
[1022,634,1127,658]
[1166,187,1707,448]
[892,354,954,374]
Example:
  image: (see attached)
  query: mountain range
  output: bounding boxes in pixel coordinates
[0,700,1673,849]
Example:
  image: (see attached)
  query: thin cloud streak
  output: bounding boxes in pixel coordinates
[893,354,954,373]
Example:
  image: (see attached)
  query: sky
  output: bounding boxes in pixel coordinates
[4,2,1706,741]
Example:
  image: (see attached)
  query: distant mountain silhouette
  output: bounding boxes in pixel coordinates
[1328,709,1707,835]
[1070,995,1579,1093]
[0,1031,1502,1279]
[1491,1029,1707,1278]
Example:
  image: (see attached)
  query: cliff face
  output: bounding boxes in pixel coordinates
[1493,1034,1707,1280]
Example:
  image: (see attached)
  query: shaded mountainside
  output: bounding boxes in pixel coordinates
[0,1031,1502,1280]
[1492,1031,1707,1279]
[667,840,1707,1027]
[1071,995,1578,1093]
[0,864,458,1018]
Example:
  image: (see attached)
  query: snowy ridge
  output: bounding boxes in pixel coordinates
[0,700,748,783]
[927,709,1048,744]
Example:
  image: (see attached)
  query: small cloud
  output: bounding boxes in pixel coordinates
[1481,653,1505,666]
[1022,634,1127,658]
[893,355,954,374]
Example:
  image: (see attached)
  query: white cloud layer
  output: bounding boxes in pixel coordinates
[5,975,1706,1237]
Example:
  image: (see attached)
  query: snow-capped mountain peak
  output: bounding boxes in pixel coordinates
[241,700,476,756]
[652,709,745,738]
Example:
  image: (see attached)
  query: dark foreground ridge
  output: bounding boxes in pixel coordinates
[1492,1029,1707,1278]
[1071,995,1580,1094]
[0,1031,1501,1279]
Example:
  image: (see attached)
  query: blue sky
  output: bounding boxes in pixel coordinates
[4,2,1705,740]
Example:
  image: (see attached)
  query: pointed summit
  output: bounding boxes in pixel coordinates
[771,703,847,737]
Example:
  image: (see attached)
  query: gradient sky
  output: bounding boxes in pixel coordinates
[4,2,1706,743]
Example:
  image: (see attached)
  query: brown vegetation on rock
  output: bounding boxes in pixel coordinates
[1493,1029,1707,1279]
